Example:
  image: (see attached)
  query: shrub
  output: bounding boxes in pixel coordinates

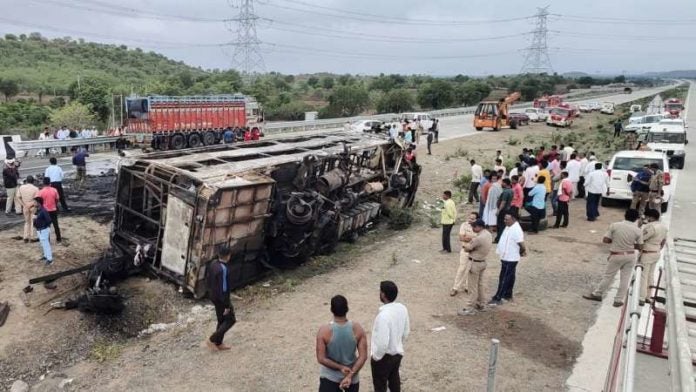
[387,207,414,230]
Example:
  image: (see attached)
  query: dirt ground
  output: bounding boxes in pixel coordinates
[0,111,632,391]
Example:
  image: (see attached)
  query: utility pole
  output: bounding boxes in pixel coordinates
[520,6,553,74]
[228,0,265,83]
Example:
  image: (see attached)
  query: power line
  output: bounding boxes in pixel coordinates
[261,0,534,26]
[551,13,696,25]
[228,0,265,79]
[520,6,553,74]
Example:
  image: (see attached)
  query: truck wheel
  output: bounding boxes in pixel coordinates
[170,133,186,150]
[203,131,217,146]
[510,120,518,130]
[188,133,202,148]
[475,127,483,131]
[493,127,500,132]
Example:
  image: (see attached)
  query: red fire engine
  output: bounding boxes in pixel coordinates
[125,94,264,150]
[533,95,563,109]
[664,98,683,118]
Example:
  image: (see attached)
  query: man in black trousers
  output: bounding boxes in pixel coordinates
[206,246,236,351]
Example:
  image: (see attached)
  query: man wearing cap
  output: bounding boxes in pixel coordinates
[583,209,643,307]
[32,196,53,265]
[3,158,21,215]
[458,219,493,315]
[17,176,39,242]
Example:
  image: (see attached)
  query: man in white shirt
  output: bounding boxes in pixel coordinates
[493,159,506,178]
[522,161,539,200]
[577,153,589,198]
[584,162,608,221]
[584,155,598,177]
[561,143,575,163]
[468,159,483,204]
[489,212,526,306]
[44,157,69,211]
[565,154,582,198]
[371,280,409,392]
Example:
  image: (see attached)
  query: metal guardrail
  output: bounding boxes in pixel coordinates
[666,238,696,392]
[622,264,643,392]
[9,136,122,152]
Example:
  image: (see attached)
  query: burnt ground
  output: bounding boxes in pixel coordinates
[1,111,633,391]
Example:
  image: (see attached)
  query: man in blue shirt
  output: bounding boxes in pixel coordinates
[44,157,69,212]
[71,148,89,193]
[32,197,53,265]
[223,127,235,144]
[525,176,547,233]
[206,246,236,351]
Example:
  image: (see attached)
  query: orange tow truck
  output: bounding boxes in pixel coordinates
[474,92,521,131]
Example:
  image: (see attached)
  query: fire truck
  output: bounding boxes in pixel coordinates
[664,98,684,118]
[533,95,563,110]
[125,94,264,150]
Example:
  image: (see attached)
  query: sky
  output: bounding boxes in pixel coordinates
[1,0,695,76]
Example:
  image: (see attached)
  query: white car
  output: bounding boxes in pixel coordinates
[625,114,666,136]
[600,102,615,114]
[603,150,671,212]
[524,108,548,122]
[588,102,601,111]
[350,119,384,133]
[578,104,591,113]
[646,119,688,169]
[400,112,434,130]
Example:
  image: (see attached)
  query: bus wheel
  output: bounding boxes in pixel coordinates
[188,133,202,148]
[203,131,217,146]
[170,133,186,150]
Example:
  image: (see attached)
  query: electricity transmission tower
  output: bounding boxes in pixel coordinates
[227,0,265,80]
[520,6,553,74]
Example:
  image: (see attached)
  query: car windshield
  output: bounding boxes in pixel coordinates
[525,109,536,113]
[549,108,569,115]
[647,132,686,143]
[666,103,681,110]
[613,157,663,172]
[644,116,662,123]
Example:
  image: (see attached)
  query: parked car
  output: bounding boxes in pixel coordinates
[603,150,671,212]
[524,108,548,122]
[351,119,384,133]
[624,113,665,136]
[600,102,615,114]
[588,102,602,111]
[578,104,591,113]
[509,112,530,126]
[646,119,688,169]
[546,107,574,128]
[400,112,434,130]
[630,104,642,113]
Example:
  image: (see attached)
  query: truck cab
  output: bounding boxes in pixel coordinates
[646,119,688,169]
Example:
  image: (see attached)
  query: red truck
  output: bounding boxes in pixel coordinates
[533,95,563,109]
[125,94,264,150]
[664,98,683,118]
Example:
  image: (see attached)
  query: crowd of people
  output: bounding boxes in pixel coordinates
[2,147,88,266]
[385,118,440,157]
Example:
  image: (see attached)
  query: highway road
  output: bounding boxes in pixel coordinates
[435,83,680,142]
[9,83,680,180]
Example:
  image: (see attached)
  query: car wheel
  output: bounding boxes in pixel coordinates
[661,201,668,213]
[475,127,483,131]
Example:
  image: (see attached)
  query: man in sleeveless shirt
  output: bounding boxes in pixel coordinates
[316,295,368,392]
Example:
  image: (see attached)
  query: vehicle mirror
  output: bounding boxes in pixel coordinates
[686,139,689,145]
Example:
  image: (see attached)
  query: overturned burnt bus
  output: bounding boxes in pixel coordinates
[112,131,420,298]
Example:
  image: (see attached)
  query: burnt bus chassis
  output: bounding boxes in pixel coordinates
[111,132,420,298]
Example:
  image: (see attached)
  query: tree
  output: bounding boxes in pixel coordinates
[613,75,626,83]
[325,85,370,117]
[49,101,97,129]
[417,80,455,109]
[0,79,20,102]
[321,77,335,89]
[266,101,313,121]
[577,76,595,88]
[376,89,414,113]
[454,80,492,106]
[68,77,110,122]
[307,76,319,88]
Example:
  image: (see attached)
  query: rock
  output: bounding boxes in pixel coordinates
[10,380,29,392]
[58,378,73,389]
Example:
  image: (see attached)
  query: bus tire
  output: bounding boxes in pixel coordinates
[203,131,217,146]
[170,133,186,150]
[188,133,202,148]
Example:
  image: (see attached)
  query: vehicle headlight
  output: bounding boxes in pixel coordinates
[673,150,685,156]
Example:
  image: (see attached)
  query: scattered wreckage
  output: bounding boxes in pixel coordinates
[29,131,420,310]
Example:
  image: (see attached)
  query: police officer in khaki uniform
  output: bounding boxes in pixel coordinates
[450,212,478,296]
[639,209,668,306]
[583,209,643,307]
[458,219,493,315]
[647,163,664,212]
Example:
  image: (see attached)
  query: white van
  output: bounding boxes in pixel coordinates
[603,150,671,212]
[624,113,665,136]
[399,112,434,130]
[524,107,548,122]
[646,119,688,169]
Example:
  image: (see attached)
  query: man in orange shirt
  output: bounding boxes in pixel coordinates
[37,177,62,243]
[537,160,552,201]
[510,175,524,217]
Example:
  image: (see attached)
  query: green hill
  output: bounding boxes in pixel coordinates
[0,32,206,96]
